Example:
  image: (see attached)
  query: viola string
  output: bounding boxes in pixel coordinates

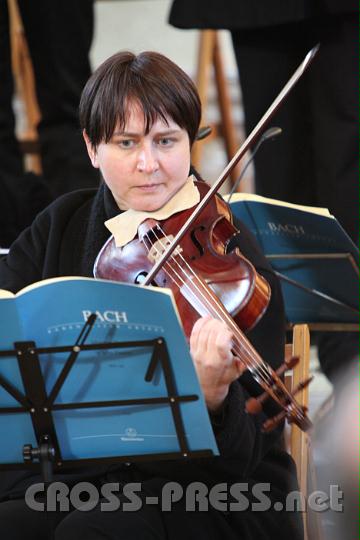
[142,230,214,319]
[141,226,305,418]
[150,224,273,381]
[143,226,273,386]
[145,225,272,383]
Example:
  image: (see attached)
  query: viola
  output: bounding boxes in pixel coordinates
[95,180,270,337]
[94,180,311,432]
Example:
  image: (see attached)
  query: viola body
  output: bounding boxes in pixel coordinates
[94,181,270,339]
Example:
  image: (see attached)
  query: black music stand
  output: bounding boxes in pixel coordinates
[0,313,217,482]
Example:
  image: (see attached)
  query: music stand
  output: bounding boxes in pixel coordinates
[228,196,359,331]
[0,279,218,480]
[267,252,359,331]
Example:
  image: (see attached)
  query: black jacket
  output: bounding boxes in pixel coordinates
[0,184,302,539]
[169,0,358,30]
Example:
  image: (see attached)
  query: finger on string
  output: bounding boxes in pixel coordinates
[195,317,219,357]
[215,329,234,363]
[190,315,212,353]
[233,356,246,376]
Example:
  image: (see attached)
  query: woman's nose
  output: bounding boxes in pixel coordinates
[136,145,159,173]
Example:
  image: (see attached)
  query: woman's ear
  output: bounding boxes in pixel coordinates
[83,130,99,168]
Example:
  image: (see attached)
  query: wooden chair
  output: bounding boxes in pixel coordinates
[285,324,324,540]
[192,30,242,186]
[7,0,41,173]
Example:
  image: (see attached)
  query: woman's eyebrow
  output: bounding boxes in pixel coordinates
[111,131,139,137]
[155,129,182,136]
[112,128,181,138]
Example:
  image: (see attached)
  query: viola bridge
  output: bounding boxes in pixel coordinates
[147,235,183,264]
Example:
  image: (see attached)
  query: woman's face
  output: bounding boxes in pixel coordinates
[84,103,191,212]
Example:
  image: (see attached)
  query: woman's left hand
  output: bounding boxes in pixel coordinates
[189,316,245,412]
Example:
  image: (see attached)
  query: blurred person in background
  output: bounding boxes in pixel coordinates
[0,0,99,247]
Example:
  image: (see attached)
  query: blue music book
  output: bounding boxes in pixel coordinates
[0,277,218,465]
[229,193,359,325]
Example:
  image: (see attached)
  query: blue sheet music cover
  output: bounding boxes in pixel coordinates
[0,277,218,464]
[229,194,359,324]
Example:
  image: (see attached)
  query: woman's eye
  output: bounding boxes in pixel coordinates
[158,137,174,147]
[118,140,134,149]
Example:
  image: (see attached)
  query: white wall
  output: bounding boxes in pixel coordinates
[91,0,238,78]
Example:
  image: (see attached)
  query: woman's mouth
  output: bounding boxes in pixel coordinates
[136,184,162,192]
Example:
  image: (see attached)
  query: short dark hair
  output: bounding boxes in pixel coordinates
[79,51,201,147]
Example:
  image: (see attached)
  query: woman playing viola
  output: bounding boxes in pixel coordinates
[0,51,302,540]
